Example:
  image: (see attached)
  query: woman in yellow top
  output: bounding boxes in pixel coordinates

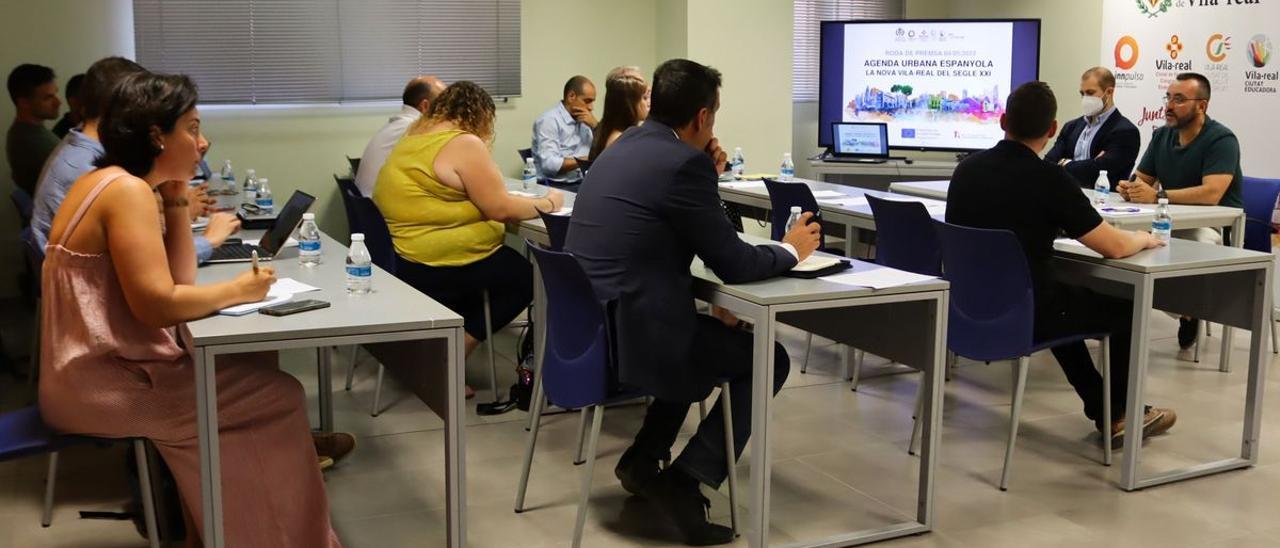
[375,81,563,368]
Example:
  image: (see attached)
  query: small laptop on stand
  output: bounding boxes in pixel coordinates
[206,190,315,263]
[823,122,891,164]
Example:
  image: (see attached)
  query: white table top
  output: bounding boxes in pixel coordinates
[1054,237,1272,274]
[188,232,463,346]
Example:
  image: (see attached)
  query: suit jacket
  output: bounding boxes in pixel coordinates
[565,121,797,402]
[1044,110,1139,190]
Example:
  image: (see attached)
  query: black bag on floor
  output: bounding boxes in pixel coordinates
[510,326,535,411]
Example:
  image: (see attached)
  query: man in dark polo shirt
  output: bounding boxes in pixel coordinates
[5,63,61,197]
[948,81,1175,448]
[1119,72,1242,347]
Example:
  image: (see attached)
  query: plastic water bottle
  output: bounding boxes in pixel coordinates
[255,177,274,214]
[242,168,258,204]
[1094,170,1110,206]
[219,160,236,189]
[1152,198,1172,244]
[731,147,745,179]
[346,233,373,294]
[779,153,795,182]
[298,212,321,267]
[783,206,802,233]
[522,158,537,191]
[213,160,238,212]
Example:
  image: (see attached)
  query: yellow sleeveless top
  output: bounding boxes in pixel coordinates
[373,129,504,267]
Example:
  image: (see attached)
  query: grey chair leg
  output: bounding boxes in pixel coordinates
[1193,319,1202,363]
[908,379,924,456]
[999,357,1030,491]
[344,346,359,391]
[370,365,386,417]
[1101,337,1112,467]
[483,291,501,402]
[573,407,589,465]
[719,382,738,534]
[571,406,604,548]
[134,440,160,548]
[849,349,865,390]
[698,399,708,420]
[514,376,547,512]
[41,451,57,527]
[801,332,813,373]
[946,351,957,381]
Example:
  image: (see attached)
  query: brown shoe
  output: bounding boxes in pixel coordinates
[314,432,356,466]
[1107,406,1177,449]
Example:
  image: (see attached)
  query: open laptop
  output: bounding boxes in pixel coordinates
[826,122,890,163]
[205,190,315,263]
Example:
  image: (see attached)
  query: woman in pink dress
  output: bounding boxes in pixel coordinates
[39,72,340,547]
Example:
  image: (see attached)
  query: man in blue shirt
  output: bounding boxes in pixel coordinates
[532,75,596,188]
[1044,67,1139,189]
[31,57,237,263]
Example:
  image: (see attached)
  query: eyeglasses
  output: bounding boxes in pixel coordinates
[1162,94,1207,106]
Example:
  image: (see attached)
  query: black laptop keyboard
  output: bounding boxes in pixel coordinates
[210,243,268,261]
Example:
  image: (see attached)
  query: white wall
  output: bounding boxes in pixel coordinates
[0,0,658,297]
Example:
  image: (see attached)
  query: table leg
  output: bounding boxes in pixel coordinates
[748,308,776,548]
[445,327,467,547]
[1219,216,1245,373]
[916,293,946,528]
[317,347,333,433]
[1243,267,1271,463]
[194,348,224,548]
[1120,278,1154,490]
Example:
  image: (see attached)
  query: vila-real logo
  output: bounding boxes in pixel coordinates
[1137,0,1173,18]
[1249,34,1273,68]
[1206,34,1230,63]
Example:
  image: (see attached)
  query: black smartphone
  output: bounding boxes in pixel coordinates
[259,299,330,317]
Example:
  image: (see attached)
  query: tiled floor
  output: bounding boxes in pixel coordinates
[2,307,1280,547]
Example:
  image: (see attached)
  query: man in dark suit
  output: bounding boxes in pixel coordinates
[1044,67,1139,190]
[566,58,821,545]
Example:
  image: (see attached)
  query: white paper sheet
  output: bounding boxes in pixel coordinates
[548,207,572,216]
[242,237,299,248]
[218,277,321,316]
[818,196,870,208]
[821,267,938,289]
[810,190,848,199]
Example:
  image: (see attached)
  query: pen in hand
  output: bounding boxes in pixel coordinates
[251,249,259,274]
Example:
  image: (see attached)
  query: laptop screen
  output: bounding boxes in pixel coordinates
[832,122,890,157]
[258,190,316,256]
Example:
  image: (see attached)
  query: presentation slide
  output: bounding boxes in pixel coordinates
[818,20,1040,151]
[835,124,886,155]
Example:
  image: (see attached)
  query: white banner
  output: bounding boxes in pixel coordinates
[1099,0,1279,178]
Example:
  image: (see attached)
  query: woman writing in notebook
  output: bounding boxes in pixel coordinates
[39,72,341,547]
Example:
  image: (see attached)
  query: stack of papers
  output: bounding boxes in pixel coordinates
[218,278,322,316]
[719,180,767,190]
[810,190,849,199]
[509,190,540,198]
[818,196,870,208]
[821,267,938,289]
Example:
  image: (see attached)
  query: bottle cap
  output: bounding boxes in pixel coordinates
[1158,198,1169,205]
[784,152,793,158]
[1099,170,1108,176]
[246,168,256,176]
[351,233,365,241]
[257,178,268,184]
[790,206,801,213]
[302,213,315,220]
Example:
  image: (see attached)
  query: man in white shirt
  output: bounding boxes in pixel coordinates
[354,75,446,196]
[532,75,596,188]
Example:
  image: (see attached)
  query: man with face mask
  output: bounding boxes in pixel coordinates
[1044,67,1139,189]
[1119,72,1243,348]
[948,81,1175,456]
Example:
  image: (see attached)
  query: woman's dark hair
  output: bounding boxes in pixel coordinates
[588,74,647,161]
[81,57,148,120]
[96,72,198,176]
[648,59,721,130]
[419,81,496,143]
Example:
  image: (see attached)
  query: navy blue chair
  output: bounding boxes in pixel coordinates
[537,211,570,252]
[762,177,850,377]
[345,156,360,177]
[338,192,397,414]
[515,244,739,546]
[0,407,159,544]
[20,227,44,385]
[924,222,1112,490]
[1242,176,1280,352]
[518,148,533,164]
[333,174,361,245]
[576,158,593,178]
[865,195,942,276]
[11,188,34,226]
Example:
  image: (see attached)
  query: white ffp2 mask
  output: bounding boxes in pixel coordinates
[1081,95,1105,117]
